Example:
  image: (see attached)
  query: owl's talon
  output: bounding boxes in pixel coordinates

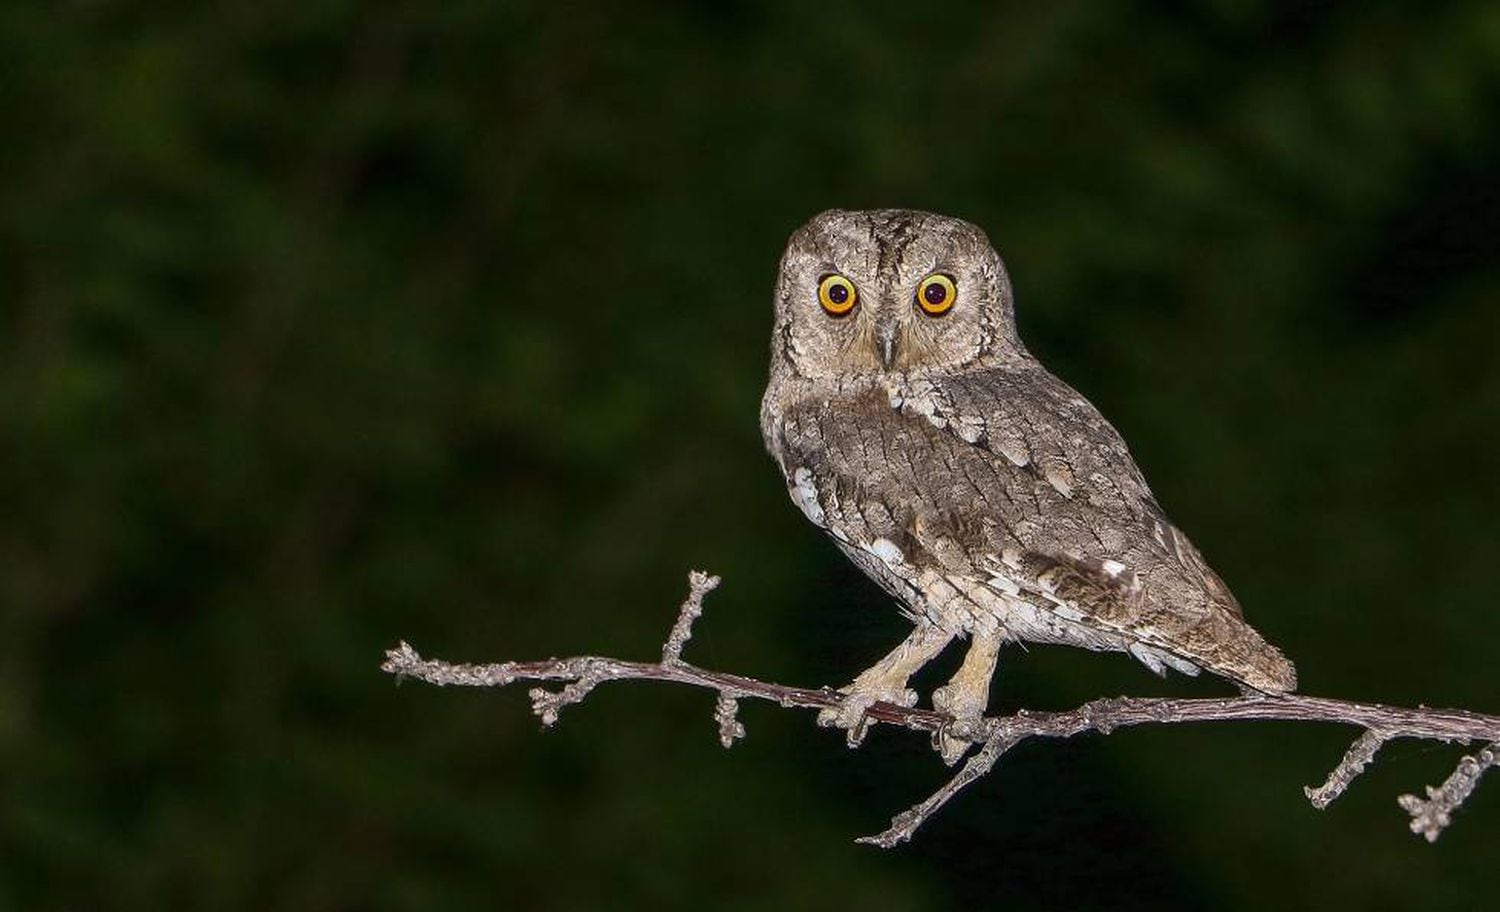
[929,719,967,765]
[932,682,989,765]
[817,683,917,746]
[932,715,983,765]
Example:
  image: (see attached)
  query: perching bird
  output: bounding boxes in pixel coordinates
[760,209,1295,762]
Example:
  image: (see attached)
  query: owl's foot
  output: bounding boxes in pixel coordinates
[931,684,987,765]
[817,623,953,748]
[817,680,918,747]
[931,632,1003,765]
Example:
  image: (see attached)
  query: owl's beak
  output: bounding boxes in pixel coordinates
[876,320,900,371]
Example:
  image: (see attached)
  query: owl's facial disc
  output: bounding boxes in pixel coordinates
[873,272,959,368]
[774,209,1021,380]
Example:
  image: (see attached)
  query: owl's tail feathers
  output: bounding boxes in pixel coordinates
[1150,603,1297,694]
[1235,645,1297,693]
[1214,619,1298,694]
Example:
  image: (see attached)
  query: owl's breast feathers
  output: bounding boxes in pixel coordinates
[764,366,1296,693]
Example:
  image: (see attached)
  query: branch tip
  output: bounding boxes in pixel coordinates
[662,570,722,665]
[854,809,922,849]
[1398,742,1498,842]
[380,641,523,688]
[715,692,746,748]
[381,640,419,679]
[1305,728,1390,809]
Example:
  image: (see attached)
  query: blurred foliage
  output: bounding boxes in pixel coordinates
[3,1,1499,909]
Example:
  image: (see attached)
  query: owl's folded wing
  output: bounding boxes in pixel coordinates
[893,364,1246,616]
[775,375,1296,691]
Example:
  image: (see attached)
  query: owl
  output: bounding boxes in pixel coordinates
[760,209,1295,763]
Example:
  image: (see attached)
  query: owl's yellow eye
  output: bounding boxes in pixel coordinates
[916,274,956,315]
[817,274,857,316]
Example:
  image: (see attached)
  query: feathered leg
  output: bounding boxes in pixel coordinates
[819,622,953,746]
[932,631,1003,764]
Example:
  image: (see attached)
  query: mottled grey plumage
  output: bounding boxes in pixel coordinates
[760,209,1295,760]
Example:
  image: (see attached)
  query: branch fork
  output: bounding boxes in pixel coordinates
[381,570,1500,846]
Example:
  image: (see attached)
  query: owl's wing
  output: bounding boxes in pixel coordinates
[904,365,1245,615]
[774,367,1295,692]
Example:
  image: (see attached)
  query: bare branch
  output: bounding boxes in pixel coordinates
[382,640,520,687]
[715,693,746,748]
[662,570,720,665]
[1305,729,1391,809]
[1398,743,1499,842]
[382,571,1500,846]
[528,664,605,727]
[857,731,1021,847]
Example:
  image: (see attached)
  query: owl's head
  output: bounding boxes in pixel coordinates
[770,209,1023,381]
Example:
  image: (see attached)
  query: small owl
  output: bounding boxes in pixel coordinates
[760,209,1295,762]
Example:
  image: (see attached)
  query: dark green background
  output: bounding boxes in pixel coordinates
[4,2,1498,909]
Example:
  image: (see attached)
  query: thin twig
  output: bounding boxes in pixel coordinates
[1399,743,1499,842]
[381,570,1500,847]
[662,570,720,665]
[1305,728,1390,809]
[856,732,1021,847]
[715,693,746,748]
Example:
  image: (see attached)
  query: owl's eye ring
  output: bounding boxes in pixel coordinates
[916,274,957,316]
[817,274,858,316]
